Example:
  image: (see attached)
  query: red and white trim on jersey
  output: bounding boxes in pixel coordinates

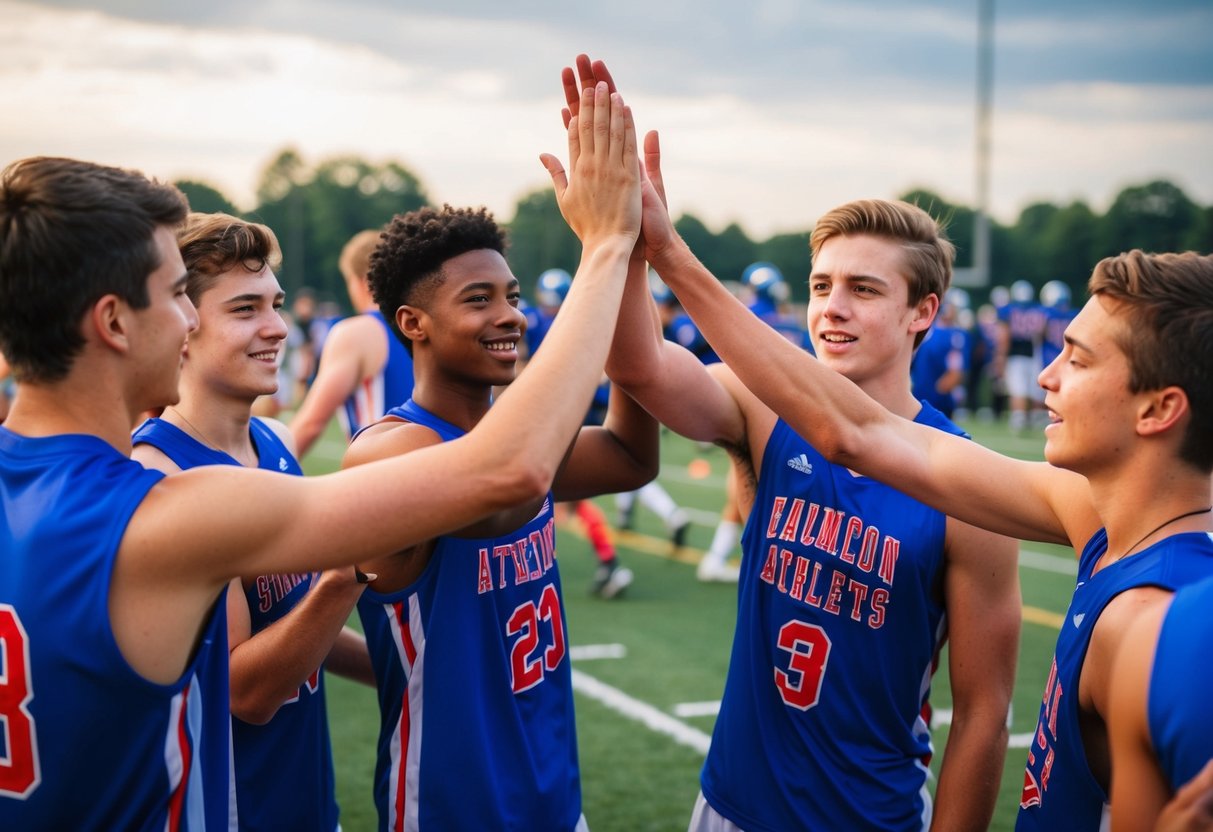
[384,594,426,832]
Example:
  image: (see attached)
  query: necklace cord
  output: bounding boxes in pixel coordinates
[1119,506,1213,561]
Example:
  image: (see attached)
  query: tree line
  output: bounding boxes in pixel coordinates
[178,147,1212,312]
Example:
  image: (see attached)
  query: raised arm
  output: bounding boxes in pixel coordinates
[641,150,1089,547]
[114,82,642,685]
[557,56,747,446]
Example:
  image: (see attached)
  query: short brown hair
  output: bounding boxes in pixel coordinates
[1088,250,1213,471]
[0,156,188,382]
[176,213,281,305]
[810,199,955,347]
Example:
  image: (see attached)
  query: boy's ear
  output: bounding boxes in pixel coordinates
[396,305,427,346]
[1136,385,1190,439]
[909,292,940,335]
[89,294,132,354]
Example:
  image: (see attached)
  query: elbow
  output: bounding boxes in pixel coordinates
[496,458,559,508]
[229,691,279,726]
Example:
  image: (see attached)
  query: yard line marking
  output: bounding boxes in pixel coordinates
[1018,547,1077,576]
[672,701,721,719]
[1023,606,1065,629]
[571,669,712,756]
[1008,733,1035,749]
[569,643,627,661]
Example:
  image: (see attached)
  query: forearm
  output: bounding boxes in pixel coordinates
[931,705,1008,831]
[229,570,366,723]
[324,625,375,687]
[651,237,882,458]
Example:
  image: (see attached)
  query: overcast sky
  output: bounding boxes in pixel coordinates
[3,0,1211,237]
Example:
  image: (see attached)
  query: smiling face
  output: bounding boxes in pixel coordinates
[402,248,526,389]
[182,264,287,402]
[1038,294,1138,476]
[807,234,936,393]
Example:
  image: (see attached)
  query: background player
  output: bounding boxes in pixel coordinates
[997,278,1046,432]
[289,228,415,458]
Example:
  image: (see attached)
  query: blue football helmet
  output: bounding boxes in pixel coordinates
[743,261,789,304]
[1039,280,1071,309]
[1010,279,1035,303]
[536,268,572,308]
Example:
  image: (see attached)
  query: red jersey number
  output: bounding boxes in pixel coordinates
[0,605,41,798]
[773,619,832,711]
[505,584,566,694]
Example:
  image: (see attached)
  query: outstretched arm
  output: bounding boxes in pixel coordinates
[114,82,642,687]
[639,134,1089,547]
[557,55,748,447]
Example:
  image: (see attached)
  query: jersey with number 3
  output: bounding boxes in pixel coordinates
[0,427,232,830]
[700,404,965,831]
[355,399,580,831]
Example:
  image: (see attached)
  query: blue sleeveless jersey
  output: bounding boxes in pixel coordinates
[1149,569,1213,790]
[0,427,232,830]
[911,326,969,418]
[355,399,581,831]
[338,310,416,440]
[134,418,340,832]
[701,404,965,831]
[1017,529,1213,831]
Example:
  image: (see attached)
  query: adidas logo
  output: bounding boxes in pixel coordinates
[279,457,289,471]
[787,454,814,475]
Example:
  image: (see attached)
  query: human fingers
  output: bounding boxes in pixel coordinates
[539,153,569,200]
[645,131,668,207]
[590,58,617,93]
[562,65,580,121]
[592,82,611,163]
[579,84,597,160]
[608,92,627,167]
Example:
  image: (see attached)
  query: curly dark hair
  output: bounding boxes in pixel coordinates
[368,205,507,352]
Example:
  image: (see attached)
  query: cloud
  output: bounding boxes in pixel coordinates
[2,0,1211,238]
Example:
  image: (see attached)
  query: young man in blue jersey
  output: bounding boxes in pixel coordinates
[559,57,1021,830]
[339,196,658,830]
[608,105,1213,828]
[0,91,640,830]
[289,228,415,458]
[130,212,374,832]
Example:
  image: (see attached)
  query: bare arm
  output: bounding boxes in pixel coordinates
[288,316,382,456]
[554,377,658,501]
[641,137,1092,548]
[324,626,375,686]
[112,82,642,685]
[931,519,1020,831]
[1109,598,1173,831]
[226,568,369,724]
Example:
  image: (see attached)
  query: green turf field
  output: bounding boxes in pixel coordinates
[305,417,1070,831]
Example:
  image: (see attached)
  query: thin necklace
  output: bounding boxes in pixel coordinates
[1117,506,1213,561]
[166,406,254,466]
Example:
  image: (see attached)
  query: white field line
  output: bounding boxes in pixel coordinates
[569,643,628,661]
[672,701,722,719]
[570,669,712,756]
